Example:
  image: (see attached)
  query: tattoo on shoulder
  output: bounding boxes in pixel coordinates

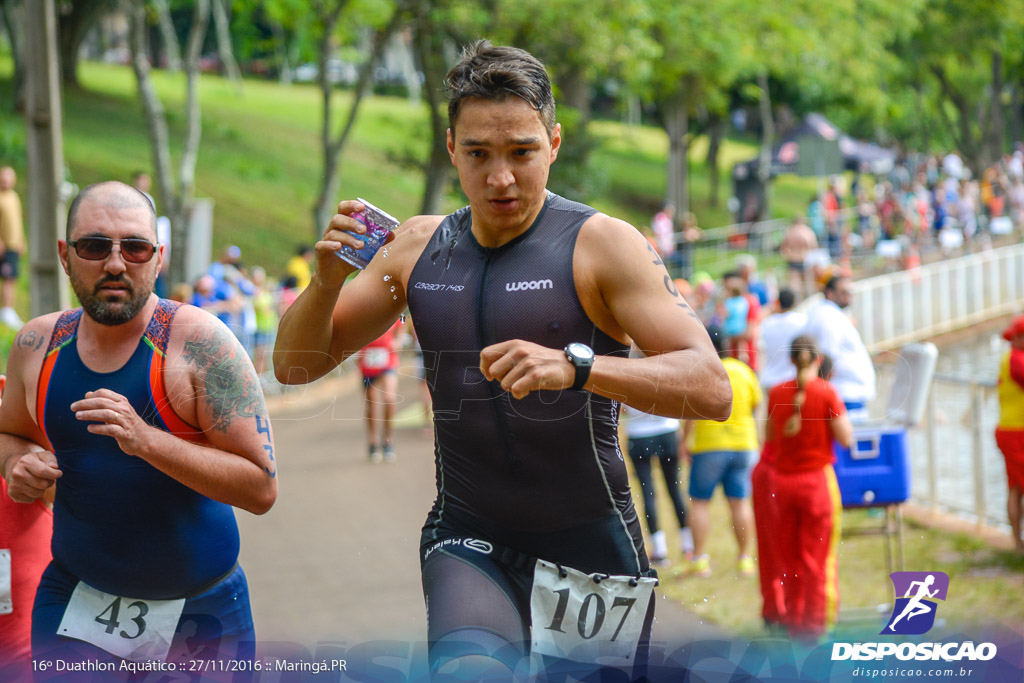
[15,330,44,353]
[182,328,267,433]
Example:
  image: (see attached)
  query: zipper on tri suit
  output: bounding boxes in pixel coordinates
[477,251,518,465]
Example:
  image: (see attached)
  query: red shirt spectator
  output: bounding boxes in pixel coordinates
[768,377,846,473]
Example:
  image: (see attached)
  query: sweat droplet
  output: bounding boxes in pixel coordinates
[392,295,398,300]
[390,286,396,292]
[400,314,406,323]
[383,275,392,281]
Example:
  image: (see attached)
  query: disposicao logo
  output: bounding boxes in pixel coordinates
[882,571,949,635]
[831,570,998,663]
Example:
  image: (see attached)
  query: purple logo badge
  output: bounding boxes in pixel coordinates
[882,571,949,635]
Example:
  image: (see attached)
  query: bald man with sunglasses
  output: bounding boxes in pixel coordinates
[0,182,276,672]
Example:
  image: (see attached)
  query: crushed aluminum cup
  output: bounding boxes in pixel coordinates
[335,198,400,270]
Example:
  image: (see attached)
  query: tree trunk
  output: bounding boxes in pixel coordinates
[414,9,449,215]
[757,71,773,219]
[663,91,689,218]
[988,50,1004,165]
[558,67,591,127]
[58,0,116,89]
[312,7,404,236]
[211,0,242,88]
[125,0,210,286]
[706,112,724,208]
[0,0,25,112]
[153,0,182,72]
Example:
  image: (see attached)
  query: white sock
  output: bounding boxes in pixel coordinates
[680,527,694,553]
[650,530,668,557]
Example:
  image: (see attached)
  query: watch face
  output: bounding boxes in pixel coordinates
[567,343,594,361]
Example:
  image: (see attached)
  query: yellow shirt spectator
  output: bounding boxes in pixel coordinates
[285,251,312,291]
[690,357,762,453]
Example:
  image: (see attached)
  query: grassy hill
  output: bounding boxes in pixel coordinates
[0,58,817,281]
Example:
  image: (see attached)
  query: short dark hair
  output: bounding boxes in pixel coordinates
[777,288,796,310]
[721,271,741,282]
[823,275,848,294]
[445,40,556,137]
[66,181,157,239]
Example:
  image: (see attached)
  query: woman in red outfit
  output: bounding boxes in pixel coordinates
[767,336,852,641]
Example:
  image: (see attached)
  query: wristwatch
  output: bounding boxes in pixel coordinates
[564,342,595,391]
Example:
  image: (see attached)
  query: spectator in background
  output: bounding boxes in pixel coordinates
[767,335,852,641]
[803,275,876,421]
[996,315,1024,553]
[759,288,808,392]
[723,271,761,371]
[721,273,750,365]
[623,399,694,568]
[0,166,26,329]
[250,266,278,377]
[679,212,703,281]
[779,217,818,300]
[209,246,257,356]
[682,326,761,578]
[285,245,314,291]
[651,203,677,276]
[736,254,769,308]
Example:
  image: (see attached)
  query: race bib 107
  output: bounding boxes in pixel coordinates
[530,559,656,663]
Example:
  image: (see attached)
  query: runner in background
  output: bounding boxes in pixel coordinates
[358,319,404,464]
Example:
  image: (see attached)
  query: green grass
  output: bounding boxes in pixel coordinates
[630,463,1024,638]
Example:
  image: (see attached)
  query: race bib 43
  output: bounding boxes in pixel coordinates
[57,581,185,661]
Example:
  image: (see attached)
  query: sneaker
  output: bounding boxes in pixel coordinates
[648,554,671,569]
[0,307,22,329]
[382,443,397,463]
[689,554,711,578]
[368,444,383,464]
[738,554,756,576]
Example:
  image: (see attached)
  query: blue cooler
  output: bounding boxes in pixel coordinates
[832,428,911,507]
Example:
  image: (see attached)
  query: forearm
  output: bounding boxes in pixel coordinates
[586,351,732,421]
[136,428,276,515]
[274,274,345,384]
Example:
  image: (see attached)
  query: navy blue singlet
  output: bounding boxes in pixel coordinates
[407,193,646,574]
[37,300,239,600]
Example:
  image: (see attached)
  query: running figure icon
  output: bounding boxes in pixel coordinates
[888,574,939,631]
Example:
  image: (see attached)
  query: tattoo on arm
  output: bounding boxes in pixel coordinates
[182,328,267,433]
[256,414,276,478]
[15,330,44,352]
[663,275,700,320]
[646,242,664,266]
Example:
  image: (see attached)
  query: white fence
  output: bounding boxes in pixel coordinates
[852,242,1024,353]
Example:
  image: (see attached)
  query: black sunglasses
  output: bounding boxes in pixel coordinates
[67,236,158,264]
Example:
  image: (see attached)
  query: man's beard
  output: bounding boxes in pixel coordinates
[73,272,153,326]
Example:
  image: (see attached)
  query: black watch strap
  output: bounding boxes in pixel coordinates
[565,343,594,391]
[570,362,592,391]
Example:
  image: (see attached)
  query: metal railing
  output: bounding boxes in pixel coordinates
[851,242,1024,353]
[877,368,1006,530]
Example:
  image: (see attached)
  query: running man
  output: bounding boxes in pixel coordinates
[887,575,939,631]
[275,41,731,678]
[0,182,277,672]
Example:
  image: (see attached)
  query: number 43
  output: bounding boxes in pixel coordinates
[95,597,149,640]
[545,589,637,641]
